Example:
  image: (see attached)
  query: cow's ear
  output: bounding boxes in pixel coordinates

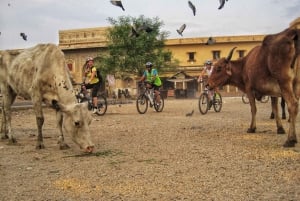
[226,65,232,76]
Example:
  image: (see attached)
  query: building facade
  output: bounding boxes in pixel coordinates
[58,17,300,98]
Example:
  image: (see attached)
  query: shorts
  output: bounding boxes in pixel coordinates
[85,82,101,97]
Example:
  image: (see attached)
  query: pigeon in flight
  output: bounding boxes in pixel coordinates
[186,110,194,117]
[176,24,186,36]
[218,0,228,10]
[188,1,196,16]
[205,37,216,45]
[110,0,125,11]
[20,32,27,41]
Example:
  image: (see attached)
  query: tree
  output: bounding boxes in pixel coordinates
[100,15,176,78]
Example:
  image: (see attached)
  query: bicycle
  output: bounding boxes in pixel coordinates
[198,85,222,115]
[136,82,164,114]
[242,93,269,104]
[75,83,108,116]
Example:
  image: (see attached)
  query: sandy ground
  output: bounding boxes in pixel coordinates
[0,97,300,201]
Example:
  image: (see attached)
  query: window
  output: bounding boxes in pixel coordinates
[212,51,220,60]
[237,50,246,58]
[67,63,73,71]
[187,52,196,62]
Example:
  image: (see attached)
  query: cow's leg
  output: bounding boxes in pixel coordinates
[31,97,45,149]
[270,97,285,134]
[270,96,275,119]
[0,106,7,139]
[1,85,17,143]
[247,94,257,133]
[281,98,286,120]
[56,111,70,150]
[281,91,298,147]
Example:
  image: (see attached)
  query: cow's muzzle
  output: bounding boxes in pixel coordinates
[85,146,94,153]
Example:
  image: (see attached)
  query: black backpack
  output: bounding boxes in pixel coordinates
[96,68,103,84]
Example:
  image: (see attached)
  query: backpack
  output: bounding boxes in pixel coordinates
[95,68,103,84]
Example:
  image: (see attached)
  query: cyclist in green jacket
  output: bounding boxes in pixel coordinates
[140,62,162,105]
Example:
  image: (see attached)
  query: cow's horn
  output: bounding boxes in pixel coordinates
[226,47,237,62]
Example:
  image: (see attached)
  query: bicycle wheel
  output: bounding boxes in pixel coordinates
[198,93,209,114]
[96,95,107,116]
[136,94,148,114]
[154,95,164,112]
[260,95,269,103]
[213,92,222,112]
[242,93,249,104]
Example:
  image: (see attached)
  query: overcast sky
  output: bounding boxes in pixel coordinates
[0,0,299,50]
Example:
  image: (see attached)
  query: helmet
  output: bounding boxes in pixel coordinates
[205,60,212,65]
[145,62,153,68]
[86,57,94,62]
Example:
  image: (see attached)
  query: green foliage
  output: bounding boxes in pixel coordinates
[100,15,174,77]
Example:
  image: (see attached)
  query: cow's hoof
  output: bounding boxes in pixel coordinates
[7,138,17,144]
[247,128,256,133]
[59,143,70,150]
[1,134,9,140]
[270,113,275,119]
[277,127,285,134]
[36,144,45,149]
[283,140,297,147]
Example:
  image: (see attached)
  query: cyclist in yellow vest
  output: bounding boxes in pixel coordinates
[140,62,162,105]
[82,57,101,114]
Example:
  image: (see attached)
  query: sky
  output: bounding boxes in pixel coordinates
[0,0,299,50]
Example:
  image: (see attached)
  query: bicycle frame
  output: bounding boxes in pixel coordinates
[136,82,164,114]
[75,83,108,115]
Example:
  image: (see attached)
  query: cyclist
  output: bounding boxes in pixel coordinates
[140,62,162,106]
[82,57,101,114]
[197,60,215,108]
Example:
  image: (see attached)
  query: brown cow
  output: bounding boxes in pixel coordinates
[207,28,300,147]
[0,44,94,152]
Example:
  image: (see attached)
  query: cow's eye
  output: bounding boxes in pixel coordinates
[216,66,222,72]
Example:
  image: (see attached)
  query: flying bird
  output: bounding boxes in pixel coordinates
[188,1,196,16]
[205,37,216,45]
[176,24,186,36]
[218,0,228,10]
[110,0,125,11]
[186,110,194,117]
[20,32,27,41]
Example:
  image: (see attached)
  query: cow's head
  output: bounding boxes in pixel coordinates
[59,102,94,153]
[207,47,237,89]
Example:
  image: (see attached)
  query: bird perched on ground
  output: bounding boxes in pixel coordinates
[20,32,27,41]
[186,110,194,117]
[188,1,196,16]
[205,37,216,45]
[176,24,186,36]
[218,0,228,10]
[110,0,125,11]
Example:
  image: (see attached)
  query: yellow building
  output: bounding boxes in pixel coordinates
[58,17,300,98]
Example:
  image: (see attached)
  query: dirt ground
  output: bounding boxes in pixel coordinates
[0,97,300,201]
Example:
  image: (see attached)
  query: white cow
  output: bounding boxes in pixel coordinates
[0,44,94,152]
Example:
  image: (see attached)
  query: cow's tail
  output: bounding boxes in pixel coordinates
[291,29,300,69]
